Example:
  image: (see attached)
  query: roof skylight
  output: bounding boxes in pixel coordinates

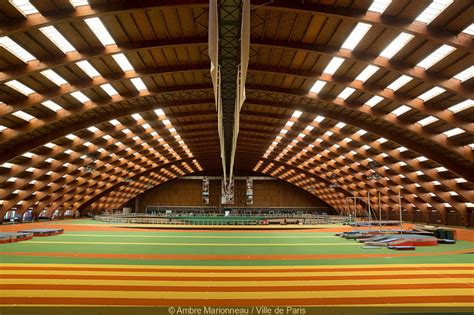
[12,110,35,121]
[39,26,76,53]
[386,75,412,91]
[379,33,414,59]
[292,110,302,118]
[443,127,464,137]
[447,100,473,113]
[453,66,473,82]
[70,0,89,7]
[391,105,411,116]
[112,53,134,72]
[417,45,456,69]
[5,80,35,95]
[314,115,324,123]
[131,77,147,91]
[40,69,68,86]
[70,91,90,103]
[365,95,383,107]
[417,87,445,101]
[417,116,438,126]
[368,0,392,13]
[10,0,38,15]
[415,0,453,24]
[323,57,344,75]
[341,23,372,50]
[355,65,379,82]
[84,17,116,46]
[132,113,142,121]
[0,36,36,62]
[337,87,355,100]
[462,24,474,36]
[41,100,63,112]
[155,109,165,117]
[100,83,119,96]
[310,80,326,93]
[76,60,101,78]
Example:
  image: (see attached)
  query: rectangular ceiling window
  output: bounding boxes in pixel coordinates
[9,0,38,15]
[365,95,383,107]
[415,0,453,24]
[112,53,134,72]
[292,110,302,118]
[335,122,346,129]
[44,142,56,148]
[109,119,120,126]
[417,87,445,101]
[40,69,68,86]
[462,24,474,36]
[130,77,147,91]
[131,113,142,121]
[453,66,473,82]
[100,83,119,96]
[368,0,392,13]
[379,33,414,59]
[12,110,35,121]
[323,57,345,75]
[70,0,88,7]
[76,60,101,78]
[310,80,326,93]
[356,129,367,135]
[0,36,36,62]
[5,80,35,95]
[84,17,116,46]
[154,109,165,117]
[313,115,324,123]
[448,99,473,113]
[417,45,456,69]
[355,65,379,82]
[41,100,63,112]
[87,126,99,132]
[70,91,90,103]
[387,75,412,91]
[443,127,464,137]
[341,23,372,50]
[22,152,34,158]
[65,134,78,140]
[39,26,76,54]
[391,105,412,116]
[337,87,355,100]
[417,116,438,126]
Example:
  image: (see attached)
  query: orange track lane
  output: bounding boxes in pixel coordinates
[1,296,472,306]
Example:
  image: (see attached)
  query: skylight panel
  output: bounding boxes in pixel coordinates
[443,127,464,137]
[132,113,142,121]
[415,0,453,24]
[65,134,77,140]
[337,87,355,100]
[386,75,412,91]
[41,100,63,112]
[391,105,411,116]
[5,80,35,95]
[112,53,134,72]
[87,126,99,133]
[335,122,346,129]
[314,115,325,123]
[378,137,388,143]
[356,129,367,135]
[368,0,392,13]
[44,142,56,149]
[341,23,372,50]
[417,116,438,126]
[70,91,90,103]
[0,36,36,63]
[39,26,76,54]
[355,65,379,82]
[100,83,118,96]
[0,124,6,132]
[365,95,383,107]
[70,0,89,7]
[453,66,473,82]
[417,45,456,69]
[418,87,445,101]
[10,0,38,15]
[379,33,414,59]
[398,146,408,152]
[131,77,147,91]
[447,100,473,113]
[462,24,474,36]
[84,17,116,46]
[323,57,344,75]
[22,152,34,158]
[305,125,314,132]
[155,109,165,117]
[285,121,294,128]
[76,60,100,78]
[292,110,302,118]
[310,80,326,93]
[12,110,34,121]
[162,119,171,126]
[40,69,68,86]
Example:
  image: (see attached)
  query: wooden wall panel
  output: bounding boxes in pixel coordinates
[134,178,330,212]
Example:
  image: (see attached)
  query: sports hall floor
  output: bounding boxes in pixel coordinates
[0,219,473,314]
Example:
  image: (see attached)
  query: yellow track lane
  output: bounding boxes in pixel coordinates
[22,241,361,246]
[0,288,471,299]
[61,234,337,239]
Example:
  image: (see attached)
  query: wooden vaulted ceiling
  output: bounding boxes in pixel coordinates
[0,0,472,224]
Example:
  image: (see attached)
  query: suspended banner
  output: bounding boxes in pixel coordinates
[209,0,219,110]
[246,177,253,205]
[202,176,210,205]
[221,178,234,205]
